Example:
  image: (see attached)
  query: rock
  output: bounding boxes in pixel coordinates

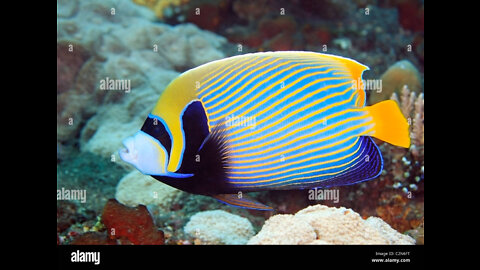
[58,0,228,156]
[101,199,164,245]
[79,103,147,162]
[115,170,183,211]
[57,0,79,18]
[57,41,95,142]
[184,210,255,245]
[70,232,115,245]
[57,41,91,94]
[248,204,415,245]
[369,60,422,105]
[78,66,178,162]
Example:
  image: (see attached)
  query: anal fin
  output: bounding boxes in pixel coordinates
[212,194,273,211]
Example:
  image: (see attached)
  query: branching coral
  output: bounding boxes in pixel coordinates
[390,85,424,157]
[374,84,424,195]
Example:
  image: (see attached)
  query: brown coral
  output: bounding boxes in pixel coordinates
[57,42,104,143]
[57,41,90,94]
[390,85,424,157]
[101,199,165,245]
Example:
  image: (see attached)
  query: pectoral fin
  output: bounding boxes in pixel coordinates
[212,194,273,211]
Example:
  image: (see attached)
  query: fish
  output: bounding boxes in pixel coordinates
[119,51,410,211]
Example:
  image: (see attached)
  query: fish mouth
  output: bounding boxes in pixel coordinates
[119,145,129,154]
[119,137,137,164]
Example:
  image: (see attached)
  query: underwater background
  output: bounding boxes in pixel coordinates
[57,0,424,245]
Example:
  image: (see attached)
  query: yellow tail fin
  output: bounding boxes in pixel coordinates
[366,100,410,148]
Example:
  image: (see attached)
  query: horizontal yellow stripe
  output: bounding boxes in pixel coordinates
[226,116,373,160]
[227,132,368,183]
[227,93,363,152]
[226,136,359,169]
[201,57,333,85]
[227,119,369,178]
[201,56,269,99]
[204,58,286,107]
[229,129,374,187]
[198,56,263,97]
[204,61,336,109]
[355,94,364,107]
[224,85,354,141]
[207,66,345,121]
[226,84,355,145]
[197,58,249,95]
[205,60,331,111]
[220,196,259,208]
[260,143,373,188]
[198,58,232,82]
[228,105,362,150]
[229,134,359,166]
[232,77,351,124]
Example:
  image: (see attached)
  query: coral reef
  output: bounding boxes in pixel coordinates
[58,0,226,68]
[394,0,424,32]
[318,85,424,238]
[115,170,184,211]
[64,199,165,245]
[405,217,424,245]
[184,210,255,244]
[387,84,424,186]
[57,151,128,214]
[369,60,422,104]
[101,199,165,245]
[57,201,96,234]
[58,0,424,246]
[57,41,96,143]
[57,0,227,163]
[138,0,424,80]
[248,205,415,245]
[133,0,190,20]
[70,232,116,245]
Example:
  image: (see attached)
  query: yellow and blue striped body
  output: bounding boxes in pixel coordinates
[136,51,410,210]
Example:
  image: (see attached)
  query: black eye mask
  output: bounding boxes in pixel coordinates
[140,116,172,158]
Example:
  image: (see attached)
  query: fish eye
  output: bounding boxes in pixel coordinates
[140,115,172,158]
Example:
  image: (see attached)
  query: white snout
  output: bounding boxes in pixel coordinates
[118,131,168,176]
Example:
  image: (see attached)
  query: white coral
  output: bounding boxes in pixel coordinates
[248,205,415,245]
[115,170,183,211]
[184,210,255,245]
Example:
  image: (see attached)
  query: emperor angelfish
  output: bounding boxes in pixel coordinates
[119,51,410,210]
